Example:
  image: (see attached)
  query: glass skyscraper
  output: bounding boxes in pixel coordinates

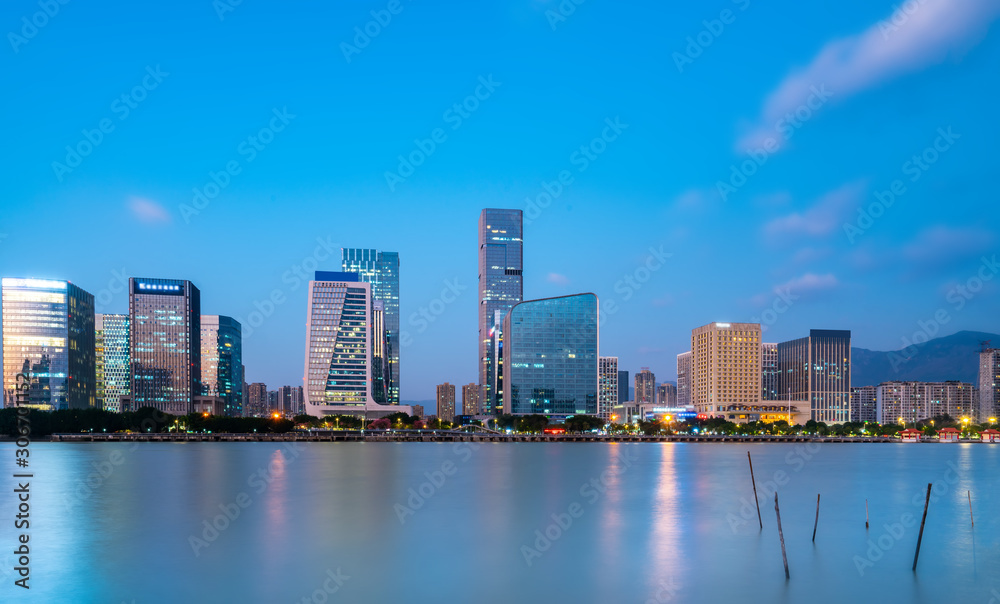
[342,249,400,404]
[761,342,778,401]
[778,329,851,423]
[502,293,598,418]
[129,278,201,416]
[2,278,96,410]
[370,300,390,404]
[201,315,243,416]
[479,209,523,402]
[96,313,130,412]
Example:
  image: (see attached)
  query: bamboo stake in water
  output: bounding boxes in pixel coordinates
[812,494,821,542]
[775,493,790,579]
[865,499,869,529]
[968,490,974,527]
[912,483,932,572]
[748,451,762,529]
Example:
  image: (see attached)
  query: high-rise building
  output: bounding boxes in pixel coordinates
[275,385,303,415]
[2,278,96,410]
[247,382,268,417]
[201,315,243,417]
[691,323,761,417]
[437,382,456,422]
[617,370,630,404]
[676,352,691,407]
[657,383,677,406]
[461,383,481,416]
[876,381,977,425]
[129,278,200,416]
[290,385,304,415]
[850,385,877,423]
[369,300,391,404]
[635,368,655,404]
[478,209,523,399]
[96,314,130,412]
[484,310,505,415]
[978,348,1000,422]
[778,329,851,423]
[95,320,105,408]
[502,294,598,418]
[342,248,400,404]
[599,357,619,421]
[761,342,778,401]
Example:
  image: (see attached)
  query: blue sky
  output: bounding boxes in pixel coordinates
[2,0,998,401]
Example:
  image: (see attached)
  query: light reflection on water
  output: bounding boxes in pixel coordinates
[0,442,997,603]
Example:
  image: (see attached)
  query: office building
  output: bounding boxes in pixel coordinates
[599,357,618,421]
[462,382,482,416]
[676,352,691,407]
[657,383,677,407]
[635,368,655,404]
[778,329,851,423]
[478,209,523,398]
[691,323,761,417]
[502,294,598,418]
[2,278,96,410]
[342,248,400,404]
[201,315,243,417]
[96,314,129,412]
[617,370,630,404]
[850,385,877,423]
[246,382,268,417]
[437,382,456,422]
[761,342,778,401]
[129,278,200,416]
[484,310,505,415]
[370,300,391,404]
[979,348,1000,422]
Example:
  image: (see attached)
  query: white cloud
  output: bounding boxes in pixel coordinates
[129,197,172,224]
[546,272,570,286]
[763,182,865,238]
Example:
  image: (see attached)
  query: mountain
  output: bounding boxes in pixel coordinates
[851,330,998,387]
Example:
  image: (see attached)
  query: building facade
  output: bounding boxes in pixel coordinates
[342,248,400,404]
[370,300,391,404]
[201,315,243,417]
[502,294,598,418]
[478,209,523,402]
[761,342,778,401]
[129,278,200,416]
[437,382,456,422]
[599,356,618,421]
[2,278,96,410]
[979,348,1000,422]
[676,352,691,408]
[657,383,677,407]
[877,381,978,425]
[246,382,268,417]
[461,382,481,416]
[850,385,877,423]
[635,368,655,404]
[617,370,630,404]
[96,313,130,412]
[691,323,761,417]
[777,329,851,423]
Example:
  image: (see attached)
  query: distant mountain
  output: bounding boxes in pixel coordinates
[851,330,999,387]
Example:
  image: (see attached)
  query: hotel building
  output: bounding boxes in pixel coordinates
[691,322,761,417]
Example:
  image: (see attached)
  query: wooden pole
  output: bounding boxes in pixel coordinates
[968,490,974,527]
[865,499,869,529]
[775,493,790,579]
[812,494,821,542]
[912,483,932,572]
[748,451,763,529]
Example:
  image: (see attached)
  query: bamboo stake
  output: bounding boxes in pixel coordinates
[812,494,821,542]
[775,493,790,579]
[968,490,974,527]
[912,483,932,572]
[748,451,762,529]
[865,499,869,529]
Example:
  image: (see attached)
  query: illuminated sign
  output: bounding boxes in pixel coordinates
[137,283,182,292]
[715,322,731,328]
[2,278,67,290]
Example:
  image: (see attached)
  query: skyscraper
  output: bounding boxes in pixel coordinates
[2,278,96,410]
[777,329,851,423]
[635,368,655,404]
[478,209,523,397]
[96,313,130,412]
[437,382,456,422]
[502,294,598,418]
[461,382,481,416]
[201,315,243,417]
[691,323,761,417]
[761,342,778,401]
[370,300,390,404]
[484,310,505,415]
[850,385,877,423]
[599,357,619,421]
[247,382,268,417]
[129,278,201,416]
[617,370,630,404]
[657,383,677,406]
[676,352,691,407]
[342,248,400,404]
[979,348,1000,422]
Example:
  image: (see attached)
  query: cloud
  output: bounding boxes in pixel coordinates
[129,197,172,224]
[902,225,994,264]
[752,272,839,306]
[651,294,674,308]
[546,272,570,286]
[763,182,865,238]
[740,0,1000,149]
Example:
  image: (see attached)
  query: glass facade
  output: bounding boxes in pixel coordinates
[304,273,371,409]
[97,313,130,412]
[342,248,400,404]
[618,370,629,404]
[2,278,96,410]
[478,209,523,399]
[201,315,243,417]
[129,278,201,416]
[370,300,390,404]
[502,294,598,417]
[761,342,778,401]
[778,329,851,423]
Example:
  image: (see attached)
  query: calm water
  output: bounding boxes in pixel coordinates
[2,442,999,603]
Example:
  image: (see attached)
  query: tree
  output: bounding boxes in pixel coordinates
[637,419,662,436]
[564,415,604,432]
[516,415,550,433]
[367,418,391,430]
[293,414,319,424]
